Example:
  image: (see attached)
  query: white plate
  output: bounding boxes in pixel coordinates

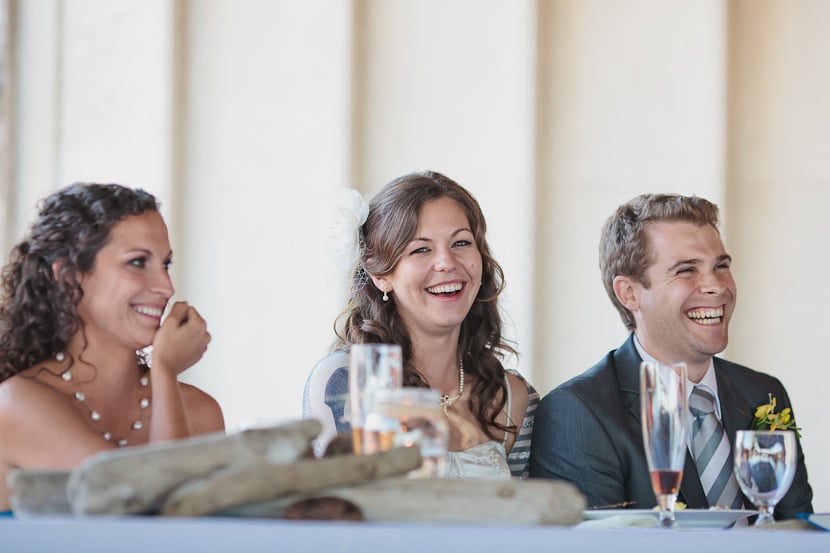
[582,509,758,529]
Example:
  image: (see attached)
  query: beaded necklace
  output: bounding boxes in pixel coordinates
[439,358,465,416]
[55,352,151,447]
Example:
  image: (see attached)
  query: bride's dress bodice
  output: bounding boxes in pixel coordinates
[446,441,511,479]
[444,373,513,480]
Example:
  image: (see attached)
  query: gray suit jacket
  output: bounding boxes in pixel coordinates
[529,334,813,519]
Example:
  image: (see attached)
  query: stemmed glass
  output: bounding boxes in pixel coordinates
[733,430,797,525]
[641,361,689,528]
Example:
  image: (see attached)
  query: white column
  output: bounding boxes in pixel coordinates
[11,0,61,238]
[0,0,11,249]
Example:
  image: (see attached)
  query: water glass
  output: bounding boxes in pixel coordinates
[348,344,403,455]
[364,388,449,478]
[640,361,689,528]
[734,430,797,525]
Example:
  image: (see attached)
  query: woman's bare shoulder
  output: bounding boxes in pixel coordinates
[0,373,109,469]
[180,383,225,435]
[504,370,530,404]
[0,372,62,417]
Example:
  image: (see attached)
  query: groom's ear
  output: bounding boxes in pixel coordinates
[613,275,639,311]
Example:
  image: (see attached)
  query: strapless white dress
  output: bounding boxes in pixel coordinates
[444,374,513,480]
[446,441,511,479]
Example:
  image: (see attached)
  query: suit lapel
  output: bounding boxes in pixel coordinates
[715,361,754,441]
[714,361,754,507]
[615,334,643,423]
[680,451,707,507]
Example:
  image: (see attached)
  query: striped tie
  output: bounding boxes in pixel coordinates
[689,385,742,509]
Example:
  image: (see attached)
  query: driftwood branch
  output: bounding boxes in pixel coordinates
[67,419,321,515]
[224,477,587,525]
[161,446,422,516]
[328,478,586,525]
[6,470,71,517]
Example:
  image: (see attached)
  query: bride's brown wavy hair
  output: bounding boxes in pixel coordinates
[335,171,517,440]
[0,183,159,382]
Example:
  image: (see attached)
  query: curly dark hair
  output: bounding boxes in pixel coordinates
[600,193,721,330]
[335,171,517,441]
[0,183,159,381]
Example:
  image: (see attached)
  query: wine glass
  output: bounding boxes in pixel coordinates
[733,430,796,525]
[640,361,688,528]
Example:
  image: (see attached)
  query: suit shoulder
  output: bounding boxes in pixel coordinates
[541,349,619,403]
[715,357,786,388]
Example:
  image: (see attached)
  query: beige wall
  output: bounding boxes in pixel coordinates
[725,0,830,511]
[6,0,828,509]
[535,0,728,392]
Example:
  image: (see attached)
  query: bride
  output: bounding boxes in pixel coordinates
[304,171,537,478]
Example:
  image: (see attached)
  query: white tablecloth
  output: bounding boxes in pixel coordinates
[1,516,827,553]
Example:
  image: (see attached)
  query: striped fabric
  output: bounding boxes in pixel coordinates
[506,369,539,479]
[689,385,742,509]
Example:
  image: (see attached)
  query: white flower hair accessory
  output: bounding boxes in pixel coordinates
[329,187,370,280]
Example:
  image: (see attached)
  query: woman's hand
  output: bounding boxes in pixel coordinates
[151,301,211,376]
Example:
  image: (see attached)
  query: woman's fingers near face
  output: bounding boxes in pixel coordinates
[163,302,207,332]
[154,302,208,354]
[162,301,189,326]
[185,305,207,331]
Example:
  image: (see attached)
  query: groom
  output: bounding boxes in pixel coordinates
[529,194,813,519]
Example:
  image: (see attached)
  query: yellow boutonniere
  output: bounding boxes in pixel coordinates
[752,393,802,437]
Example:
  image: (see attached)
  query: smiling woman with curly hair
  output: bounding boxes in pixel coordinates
[0,183,224,513]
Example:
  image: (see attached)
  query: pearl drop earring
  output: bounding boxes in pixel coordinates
[382,289,389,302]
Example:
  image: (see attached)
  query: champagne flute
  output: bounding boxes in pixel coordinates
[641,361,688,528]
[733,430,796,525]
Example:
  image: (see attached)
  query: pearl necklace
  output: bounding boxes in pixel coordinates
[55,352,151,447]
[439,358,465,416]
